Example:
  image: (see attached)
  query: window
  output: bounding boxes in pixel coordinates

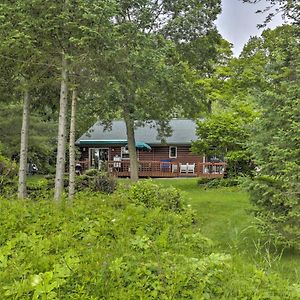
[169,146,177,158]
[121,146,130,159]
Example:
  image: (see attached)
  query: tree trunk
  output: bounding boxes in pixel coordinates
[54,52,68,201]
[18,87,30,200]
[124,116,139,181]
[68,87,77,200]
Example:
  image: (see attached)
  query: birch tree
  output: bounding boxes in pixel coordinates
[68,86,78,200]
[54,52,69,200]
[0,1,46,199]
[17,83,30,199]
[30,0,116,200]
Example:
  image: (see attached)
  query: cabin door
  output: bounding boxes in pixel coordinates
[89,148,109,170]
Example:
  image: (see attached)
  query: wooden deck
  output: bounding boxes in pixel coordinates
[77,160,226,178]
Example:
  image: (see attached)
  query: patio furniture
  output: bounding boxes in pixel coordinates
[179,163,188,173]
[187,163,195,174]
[171,163,178,173]
[160,160,171,172]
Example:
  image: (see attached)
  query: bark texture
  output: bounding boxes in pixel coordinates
[54,53,68,201]
[68,88,77,200]
[18,87,30,199]
[124,116,139,181]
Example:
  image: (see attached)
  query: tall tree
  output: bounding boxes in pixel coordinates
[221,24,299,247]
[11,0,116,200]
[246,25,300,248]
[55,51,69,200]
[0,1,49,198]
[91,0,221,181]
[17,82,30,199]
[192,105,257,176]
[68,85,78,200]
[242,0,300,25]
[93,34,202,181]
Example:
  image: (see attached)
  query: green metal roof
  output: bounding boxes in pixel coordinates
[76,119,198,146]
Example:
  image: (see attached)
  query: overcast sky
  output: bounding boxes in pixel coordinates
[216,0,285,56]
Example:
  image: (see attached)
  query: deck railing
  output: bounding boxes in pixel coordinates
[76,159,226,178]
[107,160,226,178]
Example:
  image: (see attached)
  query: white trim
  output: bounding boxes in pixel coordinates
[82,139,127,142]
[169,146,177,158]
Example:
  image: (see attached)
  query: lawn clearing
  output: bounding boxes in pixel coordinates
[155,178,300,283]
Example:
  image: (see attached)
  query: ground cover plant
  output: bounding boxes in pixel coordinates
[156,178,300,284]
[0,152,18,197]
[0,180,299,299]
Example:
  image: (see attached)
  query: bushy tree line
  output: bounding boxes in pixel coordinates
[247,25,300,249]
[193,23,300,248]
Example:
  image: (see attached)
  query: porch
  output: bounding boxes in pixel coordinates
[76,160,226,178]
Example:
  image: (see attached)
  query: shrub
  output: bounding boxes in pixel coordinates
[43,170,117,195]
[248,174,300,249]
[197,178,214,186]
[0,154,18,197]
[84,169,99,177]
[76,171,117,194]
[27,178,51,200]
[197,177,241,188]
[127,180,184,212]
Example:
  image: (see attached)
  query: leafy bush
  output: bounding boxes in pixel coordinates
[27,178,51,200]
[0,192,298,299]
[84,169,99,177]
[197,178,214,185]
[198,177,241,188]
[192,110,256,177]
[127,180,184,212]
[0,154,18,197]
[248,174,300,250]
[246,25,300,250]
[76,171,117,194]
[248,85,300,249]
[43,171,117,195]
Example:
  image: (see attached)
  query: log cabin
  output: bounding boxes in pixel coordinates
[76,119,225,178]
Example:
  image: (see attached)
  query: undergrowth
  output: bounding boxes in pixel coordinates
[0,181,299,299]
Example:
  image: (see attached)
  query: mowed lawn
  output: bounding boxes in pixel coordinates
[155,178,300,284]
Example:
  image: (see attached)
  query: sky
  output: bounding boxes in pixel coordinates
[216,0,285,56]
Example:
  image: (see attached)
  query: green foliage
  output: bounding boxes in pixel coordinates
[246,25,300,249]
[76,171,117,194]
[0,152,18,197]
[197,178,241,188]
[127,180,184,212]
[242,0,299,26]
[0,103,57,174]
[192,108,256,176]
[0,189,298,299]
[249,174,300,248]
[27,177,51,200]
[43,171,117,195]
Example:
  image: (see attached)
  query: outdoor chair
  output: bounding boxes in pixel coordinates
[179,163,188,173]
[187,163,195,174]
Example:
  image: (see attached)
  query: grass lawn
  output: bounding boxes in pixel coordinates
[155,178,300,284]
